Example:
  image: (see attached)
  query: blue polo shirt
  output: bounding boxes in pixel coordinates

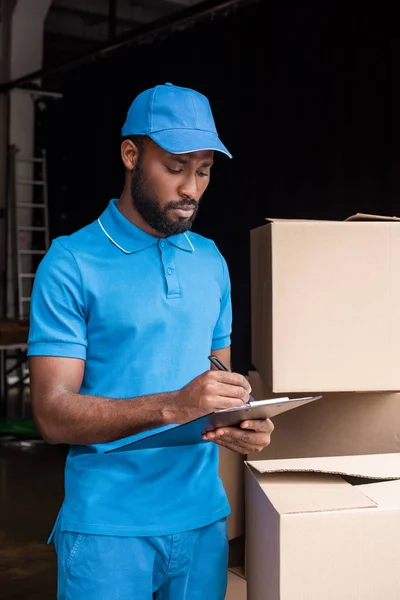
[28,198,232,536]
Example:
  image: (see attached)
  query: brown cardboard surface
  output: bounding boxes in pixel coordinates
[358,479,400,508]
[218,447,244,540]
[265,218,336,223]
[278,510,400,600]
[247,371,400,460]
[229,566,246,579]
[245,453,400,600]
[251,218,400,392]
[247,452,400,515]
[250,452,400,479]
[225,571,246,600]
[245,463,279,599]
[345,213,400,221]
[251,471,376,514]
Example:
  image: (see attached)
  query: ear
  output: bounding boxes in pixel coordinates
[121,139,140,171]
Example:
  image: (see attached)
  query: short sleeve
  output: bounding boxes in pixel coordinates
[211,246,232,350]
[28,239,87,359]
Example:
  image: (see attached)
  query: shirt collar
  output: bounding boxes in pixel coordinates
[98,199,195,254]
[169,232,195,253]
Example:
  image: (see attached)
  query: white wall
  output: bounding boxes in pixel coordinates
[6,0,52,318]
[10,0,52,153]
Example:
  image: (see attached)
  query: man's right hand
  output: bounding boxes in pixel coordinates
[171,370,251,424]
[28,357,250,445]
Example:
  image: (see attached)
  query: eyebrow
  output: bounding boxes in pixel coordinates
[167,155,213,168]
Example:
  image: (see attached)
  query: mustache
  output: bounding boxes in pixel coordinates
[165,198,199,210]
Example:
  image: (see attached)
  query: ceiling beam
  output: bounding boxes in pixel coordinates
[129,0,200,10]
[1,0,259,92]
[48,5,140,28]
[50,0,175,23]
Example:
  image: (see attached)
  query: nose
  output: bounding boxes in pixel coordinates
[178,174,199,200]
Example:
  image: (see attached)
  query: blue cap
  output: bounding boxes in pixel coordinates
[121,82,232,158]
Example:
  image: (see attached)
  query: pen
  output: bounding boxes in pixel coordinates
[208,355,253,404]
[208,354,230,371]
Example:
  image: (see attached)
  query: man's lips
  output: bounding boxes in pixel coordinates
[171,207,195,218]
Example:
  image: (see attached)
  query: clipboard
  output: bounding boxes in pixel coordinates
[106,395,322,453]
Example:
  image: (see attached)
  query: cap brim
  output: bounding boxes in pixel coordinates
[149,129,232,159]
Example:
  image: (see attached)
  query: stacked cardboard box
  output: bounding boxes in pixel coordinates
[244,214,400,599]
[226,570,246,600]
[218,446,244,540]
[250,214,400,393]
[219,376,248,542]
[247,370,400,460]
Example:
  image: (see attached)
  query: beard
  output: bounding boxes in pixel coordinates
[131,160,200,236]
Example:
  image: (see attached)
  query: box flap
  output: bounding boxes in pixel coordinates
[247,469,377,514]
[265,217,331,224]
[246,453,400,480]
[265,214,400,224]
[345,213,400,222]
[357,479,400,509]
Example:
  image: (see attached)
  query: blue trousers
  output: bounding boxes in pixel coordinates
[53,518,228,600]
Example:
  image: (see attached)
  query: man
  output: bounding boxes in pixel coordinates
[28,83,274,600]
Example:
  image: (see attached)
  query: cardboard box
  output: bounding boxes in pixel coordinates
[247,371,400,460]
[251,216,400,392]
[245,453,400,600]
[219,446,244,540]
[226,570,246,600]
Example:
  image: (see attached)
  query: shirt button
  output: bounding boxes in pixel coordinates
[167,268,173,275]
[160,240,165,248]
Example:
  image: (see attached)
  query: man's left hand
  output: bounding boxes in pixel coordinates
[202,419,274,455]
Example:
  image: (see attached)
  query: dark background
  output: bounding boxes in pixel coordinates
[37,0,400,374]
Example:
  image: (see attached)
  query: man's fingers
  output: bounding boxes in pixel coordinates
[215,383,250,403]
[203,426,270,454]
[240,418,274,434]
[210,397,245,410]
[209,370,251,392]
[202,429,250,454]
[217,428,265,447]
[211,438,248,455]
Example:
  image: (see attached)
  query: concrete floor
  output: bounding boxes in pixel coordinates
[0,437,68,599]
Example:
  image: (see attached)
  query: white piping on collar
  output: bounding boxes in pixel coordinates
[98,217,131,254]
[184,232,195,252]
[98,217,196,253]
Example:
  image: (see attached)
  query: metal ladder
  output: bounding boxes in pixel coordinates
[11,147,50,320]
[2,88,62,413]
[3,147,50,392]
